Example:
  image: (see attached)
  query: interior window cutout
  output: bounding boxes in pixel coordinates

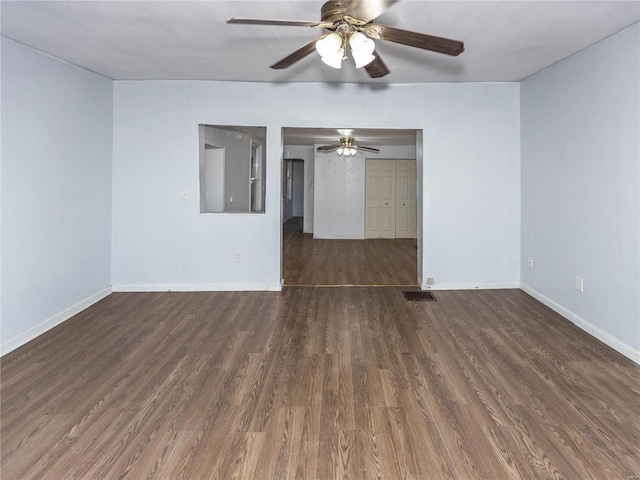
[199,125,266,213]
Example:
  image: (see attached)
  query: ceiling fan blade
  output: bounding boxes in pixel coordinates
[271,37,321,70]
[364,52,390,78]
[372,24,464,56]
[226,17,324,27]
[317,145,341,152]
[345,0,398,23]
[358,145,380,153]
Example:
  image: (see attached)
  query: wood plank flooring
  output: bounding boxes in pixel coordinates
[2,288,639,479]
[283,233,417,286]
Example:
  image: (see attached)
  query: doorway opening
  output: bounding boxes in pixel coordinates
[281,127,421,287]
[283,158,304,233]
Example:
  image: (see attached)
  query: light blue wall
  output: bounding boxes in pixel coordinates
[423,84,521,286]
[111,81,521,290]
[521,23,640,357]
[1,38,114,352]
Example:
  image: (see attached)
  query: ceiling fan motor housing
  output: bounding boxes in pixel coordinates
[321,1,350,24]
[341,136,355,147]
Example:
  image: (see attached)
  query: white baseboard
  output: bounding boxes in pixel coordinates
[421,281,521,290]
[1,287,112,356]
[312,235,364,240]
[112,283,282,293]
[520,283,640,365]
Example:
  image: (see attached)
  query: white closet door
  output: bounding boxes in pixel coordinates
[395,159,417,238]
[365,160,381,238]
[409,160,417,238]
[379,160,396,238]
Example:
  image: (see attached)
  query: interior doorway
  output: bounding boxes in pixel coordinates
[283,158,304,233]
[281,127,422,287]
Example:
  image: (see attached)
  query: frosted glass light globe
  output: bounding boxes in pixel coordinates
[316,33,344,69]
[349,32,375,68]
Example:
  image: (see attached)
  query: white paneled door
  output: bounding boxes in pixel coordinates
[365,159,416,239]
[379,160,396,238]
[365,160,381,238]
[395,159,417,238]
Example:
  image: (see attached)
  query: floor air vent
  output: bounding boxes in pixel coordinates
[403,291,436,301]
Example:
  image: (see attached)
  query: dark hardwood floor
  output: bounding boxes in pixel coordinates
[2,288,639,479]
[283,232,417,286]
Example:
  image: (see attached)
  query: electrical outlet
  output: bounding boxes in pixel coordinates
[427,277,435,286]
[235,251,242,262]
[182,189,189,199]
[575,275,584,293]
[527,257,534,268]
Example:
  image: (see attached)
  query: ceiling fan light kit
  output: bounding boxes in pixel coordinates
[316,30,376,69]
[336,146,357,156]
[227,0,464,79]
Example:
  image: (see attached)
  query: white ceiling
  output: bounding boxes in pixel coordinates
[2,0,638,85]
[2,1,637,146]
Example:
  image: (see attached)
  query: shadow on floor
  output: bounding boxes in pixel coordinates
[283,216,303,234]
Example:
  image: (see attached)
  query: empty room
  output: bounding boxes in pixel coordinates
[1,1,639,479]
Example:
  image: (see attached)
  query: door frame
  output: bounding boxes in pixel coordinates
[279,128,424,288]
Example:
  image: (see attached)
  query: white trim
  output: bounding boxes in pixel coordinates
[1,287,112,356]
[421,281,521,290]
[520,283,640,365]
[112,283,281,293]
[312,235,365,240]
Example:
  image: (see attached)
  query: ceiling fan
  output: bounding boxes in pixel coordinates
[226,0,464,79]
[317,136,380,156]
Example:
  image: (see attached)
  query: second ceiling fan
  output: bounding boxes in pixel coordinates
[317,136,379,156]
[226,0,464,78]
